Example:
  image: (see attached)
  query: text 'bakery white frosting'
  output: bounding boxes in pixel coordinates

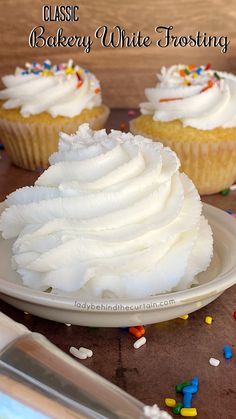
[140,64,236,130]
[0,60,102,118]
[0,124,213,298]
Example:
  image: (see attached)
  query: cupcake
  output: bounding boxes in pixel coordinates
[130,64,236,195]
[0,124,213,298]
[0,59,109,170]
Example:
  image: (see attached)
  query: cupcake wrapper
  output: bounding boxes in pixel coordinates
[0,106,110,171]
[130,119,236,195]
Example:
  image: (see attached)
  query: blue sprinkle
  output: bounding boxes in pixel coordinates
[183,393,192,408]
[196,67,202,75]
[226,209,233,214]
[191,377,199,387]
[84,69,90,74]
[182,385,198,394]
[224,345,232,359]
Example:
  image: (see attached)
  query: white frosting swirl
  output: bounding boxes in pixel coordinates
[0,124,213,298]
[140,65,236,130]
[0,61,102,118]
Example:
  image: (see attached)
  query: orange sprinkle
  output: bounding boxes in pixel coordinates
[189,64,196,70]
[77,81,83,88]
[95,87,101,94]
[129,327,143,338]
[136,325,145,335]
[201,80,214,93]
[179,69,185,77]
[159,97,183,102]
[120,122,126,131]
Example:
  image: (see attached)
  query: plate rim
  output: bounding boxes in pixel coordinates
[0,202,236,313]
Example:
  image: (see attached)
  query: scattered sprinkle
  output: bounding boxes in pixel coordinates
[173,402,183,414]
[79,347,93,358]
[133,336,146,349]
[65,323,71,327]
[127,110,136,116]
[165,398,176,407]
[230,184,236,191]
[233,311,236,319]
[204,315,213,325]
[69,346,87,360]
[119,121,127,131]
[176,381,191,393]
[221,188,230,196]
[23,311,29,315]
[129,325,145,338]
[180,407,198,417]
[223,345,232,359]
[209,357,220,367]
[179,314,189,320]
[69,346,93,360]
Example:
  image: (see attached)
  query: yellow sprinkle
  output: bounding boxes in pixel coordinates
[192,73,198,78]
[41,70,53,76]
[65,67,74,75]
[165,398,176,407]
[181,407,198,417]
[183,80,189,85]
[205,316,213,325]
[179,314,189,320]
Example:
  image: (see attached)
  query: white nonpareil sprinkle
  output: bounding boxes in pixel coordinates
[143,404,172,418]
[69,346,87,360]
[65,323,71,327]
[134,336,146,349]
[209,357,220,367]
[79,347,93,358]
[230,184,236,191]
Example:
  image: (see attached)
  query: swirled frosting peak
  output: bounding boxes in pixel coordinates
[0,59,102,118]
[140,64,236,130]
[0,124,213,298]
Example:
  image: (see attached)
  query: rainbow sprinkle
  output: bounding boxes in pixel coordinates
[18,60,100,93]
[159,64,223,103]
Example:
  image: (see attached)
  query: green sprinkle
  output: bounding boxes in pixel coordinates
[44,287,52,293]
[221,188,230,196]
[214,72,221,80]
[184,68,190,75]
[172,402,183,414]
[175,381,191,393]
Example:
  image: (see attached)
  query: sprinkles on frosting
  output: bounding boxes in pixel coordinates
[20,59,100,94]
[159,64,223,103]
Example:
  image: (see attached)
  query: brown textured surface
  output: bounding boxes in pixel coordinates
[0,0,236,107]
[0,110,236,418]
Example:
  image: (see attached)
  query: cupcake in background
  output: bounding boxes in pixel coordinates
[130,64,236,195]
[0,59,109,170]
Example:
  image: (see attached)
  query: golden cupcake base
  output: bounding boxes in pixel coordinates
[130,116,236,195]
[0,104,110,171]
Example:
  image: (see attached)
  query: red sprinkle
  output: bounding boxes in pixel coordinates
[76,72,82,81]
[233,311,236,319]
[205,63,211,70]
[95,87,101,94]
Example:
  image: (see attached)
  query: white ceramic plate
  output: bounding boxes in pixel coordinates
[0,203,236,327]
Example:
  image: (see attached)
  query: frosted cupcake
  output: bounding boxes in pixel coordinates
[0,124,213,298]
[130,64,236,195]
[0,60,109,170]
